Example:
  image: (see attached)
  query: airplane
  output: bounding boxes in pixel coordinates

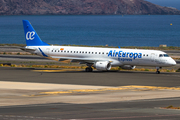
[21,20,176,74]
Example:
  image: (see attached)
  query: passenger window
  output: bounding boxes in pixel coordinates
[64,51,66,53]
[55,50,56,52]
[61,50,63,52]
[106,52,108,55]
[67,51,69,53]
[74,51,75,53]
[77,51,78,53]
[52,50,53,52]
[82,51,84,53]
[95,52,97,54]
[85,52,87,54]
[71,51,72,53]
[143,54,145,56]
[89,52,90,54]
[99,52,101,54]
[102,52,104,54]
[147,54,148,56]
[92,52,93,54]
[79,51,81,53]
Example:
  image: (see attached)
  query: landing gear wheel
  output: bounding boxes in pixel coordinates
[85,68,89,72]
[85,67,93,72]
[156,71,160,74]
[156,67,161,74]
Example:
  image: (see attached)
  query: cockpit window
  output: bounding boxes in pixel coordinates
[159,54,169,57]
[159,54,163,57]
[164,54,169,57]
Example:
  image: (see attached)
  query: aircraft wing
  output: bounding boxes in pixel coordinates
[50,56,108,63]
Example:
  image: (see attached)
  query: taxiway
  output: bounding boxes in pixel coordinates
[0,67,180,119]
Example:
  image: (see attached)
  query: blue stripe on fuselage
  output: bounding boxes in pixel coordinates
[38,48,48,57]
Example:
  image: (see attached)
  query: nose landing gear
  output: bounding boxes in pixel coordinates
[156,67,162,74]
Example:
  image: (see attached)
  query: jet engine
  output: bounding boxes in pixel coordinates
[119,65,136,70]
[94,61,111,71]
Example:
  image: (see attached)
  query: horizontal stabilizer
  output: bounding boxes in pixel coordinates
[20,47,36,52]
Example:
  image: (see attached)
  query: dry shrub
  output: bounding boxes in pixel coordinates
[11,64,17,67]
[140,68,145,71]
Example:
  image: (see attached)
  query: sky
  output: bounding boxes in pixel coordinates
[146,0,180,10]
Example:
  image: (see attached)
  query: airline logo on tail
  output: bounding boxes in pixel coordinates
[26,31,35,40]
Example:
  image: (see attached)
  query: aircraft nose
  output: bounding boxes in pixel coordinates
[170,59,176,66]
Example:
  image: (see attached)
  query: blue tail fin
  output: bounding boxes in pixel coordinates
[22,20,50,46]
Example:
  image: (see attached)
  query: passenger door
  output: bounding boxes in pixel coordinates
[150,53,156,62]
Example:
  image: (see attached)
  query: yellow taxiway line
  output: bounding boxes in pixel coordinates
[32,69,82,72]
[27,85,180,97]
[122,85,180,90]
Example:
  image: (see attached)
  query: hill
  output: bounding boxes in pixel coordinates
[0,0,180,15]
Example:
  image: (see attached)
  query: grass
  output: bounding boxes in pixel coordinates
[0,52,33,55]
[172,57,180,60]
[4,64,87,69]
[0,43,25,47]
[176,68,180,72]
[162,105,180,109]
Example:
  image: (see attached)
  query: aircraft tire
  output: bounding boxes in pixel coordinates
[85,67,93,72]
[90,67,93,72]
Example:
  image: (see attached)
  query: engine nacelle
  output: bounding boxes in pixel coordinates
[119,65,136,70]
[94,61,111,71]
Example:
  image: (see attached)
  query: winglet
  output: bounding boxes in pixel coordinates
[22,20,50,46]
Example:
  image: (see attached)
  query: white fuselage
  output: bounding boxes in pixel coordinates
[25,45,176,67]
[21,20,177,73]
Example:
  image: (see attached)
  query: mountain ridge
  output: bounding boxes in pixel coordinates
[0,0,180,15]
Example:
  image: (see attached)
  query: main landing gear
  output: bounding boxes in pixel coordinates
[156,67,162,74]
[85,63,93,72]
[85,67,93,72]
